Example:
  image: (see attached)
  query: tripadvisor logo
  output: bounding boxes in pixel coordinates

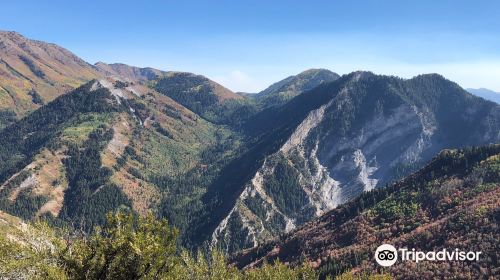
[374,244,482,267]
[375,244,398,267]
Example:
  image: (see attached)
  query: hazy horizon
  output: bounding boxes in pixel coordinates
[3,0,500,92]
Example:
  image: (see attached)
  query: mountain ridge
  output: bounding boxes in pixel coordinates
[0,30,99,127]
[256,69,340,108]
[231,144,500,279]
[0,31,248,129]
[210,71,500,253]
[467,88,500,104]
[94,62,165,82]
[0,32,499,265]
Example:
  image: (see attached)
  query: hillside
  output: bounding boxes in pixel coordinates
[0,32,259,238]
[232,144,500,279]
[0,80,131,229]
[0,31,98,128]
[0,68,248,237]
[1,65,499,256]
[153,71,250,124]
[210,72,500,253]
[0,64,342,248]
[95,62,165,82]
[0,210,32,241]
[0,32,499,259]
[256,69,340,108]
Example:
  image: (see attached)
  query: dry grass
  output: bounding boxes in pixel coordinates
[112,170,161,216]
[0,148,68,217]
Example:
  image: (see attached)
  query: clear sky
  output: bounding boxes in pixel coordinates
[3,0,500,92]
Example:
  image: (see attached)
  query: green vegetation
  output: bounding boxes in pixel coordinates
[0,212,321,280]
[154,128,243,239]
[0,67,498,280]
[28,89,44,105]
[0,220,67,280]
[60,127,132,231]
[264,155,315,223]
[155,73,219,118]
[0,82,129,230]
[237,74,500,253]
[0,77,249,246]
[0,189,48,220]
[113,80,129,89]
[0,81,120,183]
[154,73,257,125]
[373,194,419,224]
[18,55,46,79]
[256,69,340,109]
[60,113,115,145]
[204,98,258,126]
[236,144,500,279]
[0,109,16,129]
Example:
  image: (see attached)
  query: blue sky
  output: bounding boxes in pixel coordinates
[3,0,500,92]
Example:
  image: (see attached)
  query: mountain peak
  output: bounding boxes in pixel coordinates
[0,30,26,41]
[411,73,447,81]
[0,31,98,127]
[159,71,242,101]
[260,68,340,95]
[94,62,165,82]
[296,68,336,76]
[257,68,340,108]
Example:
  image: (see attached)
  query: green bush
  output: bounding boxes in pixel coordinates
[0,213,320,280]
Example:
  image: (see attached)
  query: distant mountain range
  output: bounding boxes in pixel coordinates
[0,31,499,279]
[467,88,500,104]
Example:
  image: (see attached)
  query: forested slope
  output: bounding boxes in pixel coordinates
[232,144,500,279]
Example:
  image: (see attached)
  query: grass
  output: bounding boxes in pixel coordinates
[0,211,23,234]
[137,115,224,177]
[0,87,12,108]
[60,113,115,144]
[139,129,200,177]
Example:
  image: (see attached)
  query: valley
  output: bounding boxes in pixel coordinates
[0,30,498,280]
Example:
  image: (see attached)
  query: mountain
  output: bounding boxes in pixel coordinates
[0,32,255,242]
[0,74,246,233]
[467,88,500,104]
[0,60,338,247]
[95,62,165,82]
[0,80,130,228]
[96,62,250,124]
[256,69,340,108]
[210,72,500,253]
[0,31,98,128]
[1,32,499,262]
[0,31,260,238]
[231,144,500,279]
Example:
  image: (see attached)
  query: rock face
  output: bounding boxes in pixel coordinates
[212,72,500,253]
[231,144,500,279]
[0,31,98,125]
[1,32,499,258]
